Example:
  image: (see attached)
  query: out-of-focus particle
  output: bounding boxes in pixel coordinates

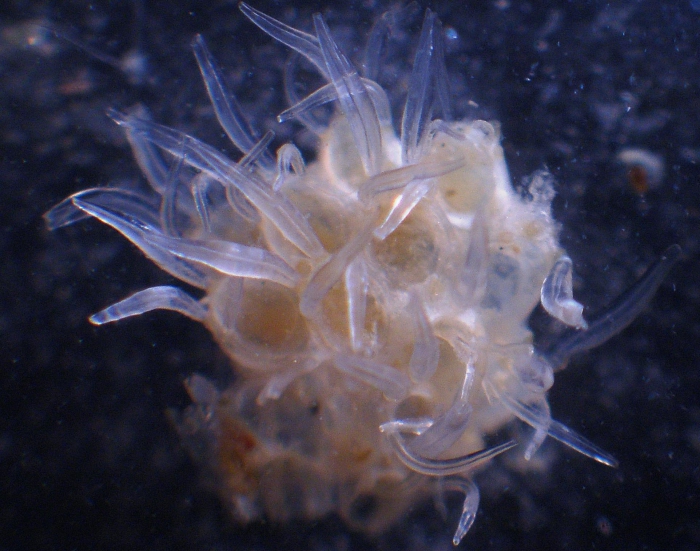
[617,148,665,194]
[596,515,613,536]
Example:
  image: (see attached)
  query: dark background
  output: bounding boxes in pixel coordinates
[2,1,699,549]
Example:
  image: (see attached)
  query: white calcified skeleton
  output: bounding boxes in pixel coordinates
[46,4,680,544]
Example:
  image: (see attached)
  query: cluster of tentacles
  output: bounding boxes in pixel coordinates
[46,3,681,544]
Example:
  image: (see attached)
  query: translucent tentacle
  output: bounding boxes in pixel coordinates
[231,130,274,218]
[109,110,326,259]
[90,285,207,324]
[160,140,186,237]
[516,353,554,394]
[256,356,321,405]
[273,143,305,191]
[47,188,210,288]
[484,379,618,467]
[344,258,370,354]
[521,398,551,460]
[45,187,156,231]
[541,255,587,329]
[277,82,338,124]
[383,430,516,476]
[224,184,260,224]
[459,209,489,305]
[239,2,328,78]
[72,193,299,288]
[334,354,410,400]
[278,78,392,129]
[124,106,170,194]
[277,78,391,128]
[408,293,439,382]
[431,17,452,122]
[401,9,437,164]
[43,195,91,229]
[238,130,275,170]
[426,118,467,142]
[547,244,681,368]
[379,418,434,435]
[363,2,420,81]
[360,78,393,127]
[192,34,273,169]
[409,354,475,457]
[138,233,299,288]
[374,179,432,240]
[442,477,479,546]
[362,6,393,81]
[300,216,376,317]
[546,415,618,467]
[313,13,382,177]
[283,52,328,134]
[358,157,465,202]
[359,157,465,240]
[190,173,212,234]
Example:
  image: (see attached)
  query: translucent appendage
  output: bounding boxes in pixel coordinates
[459,209,489,305]
[45,188,210,289]
[283,53,327,134]
[90,286,206,324]
[279,77,392,129]
[273,143,305,191]
[547,416,618,467]
[486,379,618,467]
[109,110,325,259]
[358,158,465,202]
[238,130,275,170]
[399,10,452,163]
[255,356,321,405]
[344,259,370,354]
[333,353,410,400]
[159,145,186,237]
[124,106,170,195]
[300,218,376,317]
[431,17,452,123]
[192,34,272,168]
[72,192,299,287]
[547,244,681,368]
[408,294,439,382]
[45,187,160,230]
[361,79,393,127]
[409,357,474,457]
[140,233,299,288]
[541,255,588,329]
[379,418,434,435]
[363,3,420,81]
[44,194,92,229]
[190,174,213,234]
[238,3,326,76]
[385,431,516,476]
[277,82,337,124]
[375,179,432,240]
[521,398,551,461]
[443,477,479,546]
[401,9,438,164]
[314,14,382,176]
